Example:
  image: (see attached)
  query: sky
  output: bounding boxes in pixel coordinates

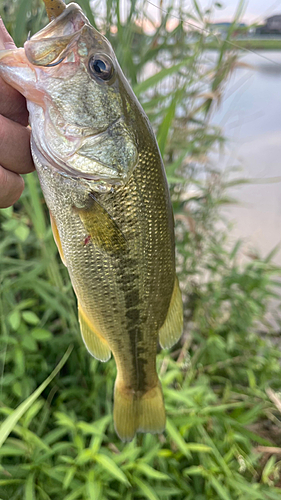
[206,0,281,23]
[146,0,281,25]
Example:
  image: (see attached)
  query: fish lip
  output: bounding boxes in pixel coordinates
[24,3,88,67]
[24,28,83,67]
[30,3,86,41]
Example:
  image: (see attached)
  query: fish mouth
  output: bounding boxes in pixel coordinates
[24,4,88,67]
[23,4,136,187]
[0,4,88,104]
[0,3,139,189]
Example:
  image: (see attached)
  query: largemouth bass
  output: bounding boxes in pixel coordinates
[0,2,183,441]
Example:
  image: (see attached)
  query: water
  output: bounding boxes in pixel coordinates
[212,50,281,263]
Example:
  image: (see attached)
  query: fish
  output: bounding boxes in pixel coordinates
[0,1,183,441]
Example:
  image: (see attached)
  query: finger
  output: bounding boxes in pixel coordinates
[0,114,34,174]
[0,18,29,126]
[0,17,15,50]
[0,76,29,126]
[0,165,24,208]
[0,77,29,126]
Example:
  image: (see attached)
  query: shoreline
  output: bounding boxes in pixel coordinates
[206,39,281,50]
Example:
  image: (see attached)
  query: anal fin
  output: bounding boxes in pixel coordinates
[159,277,183,349]
[50,212,67,266]
[78,303,111,362]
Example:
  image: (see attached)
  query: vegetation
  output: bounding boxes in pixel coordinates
[1,0,281,499]
[207,38,281,51]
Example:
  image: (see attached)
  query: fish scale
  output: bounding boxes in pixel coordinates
[34,140,174,389]
[0,1,183,440]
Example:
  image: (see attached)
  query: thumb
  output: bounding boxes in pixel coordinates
[0,17,16,50]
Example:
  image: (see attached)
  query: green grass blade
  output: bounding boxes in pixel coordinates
[25,472,35,500]
[157,95,178,156]
[0,346,73,448]
[95,454,129,485]
[24,173,47,240]
[166,418,192,458]
[135,462,170,480]
[133,476,160,500]
[133,57,192,96]
[210,476,232,500]
[13,0,33,45]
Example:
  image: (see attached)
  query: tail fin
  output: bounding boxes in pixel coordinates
[113,380,166,442]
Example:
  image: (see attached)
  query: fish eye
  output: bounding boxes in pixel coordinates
[88,54,113,81]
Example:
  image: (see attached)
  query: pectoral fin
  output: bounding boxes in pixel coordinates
[159,277,183,349]
[78,303,111,362]
[50,212,66,266]
[74,194,126,255]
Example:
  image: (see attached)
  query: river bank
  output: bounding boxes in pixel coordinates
[207,38,281,50]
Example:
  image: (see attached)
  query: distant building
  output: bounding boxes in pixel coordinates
[209,22,247,37]
[210,22,231,34]
[266,15,281,32]
[256,14,281,34]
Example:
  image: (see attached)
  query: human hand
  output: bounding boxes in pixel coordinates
[0,18,34,208]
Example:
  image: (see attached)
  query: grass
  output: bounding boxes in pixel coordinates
[206,38,281,51]
[1,1,281,499]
